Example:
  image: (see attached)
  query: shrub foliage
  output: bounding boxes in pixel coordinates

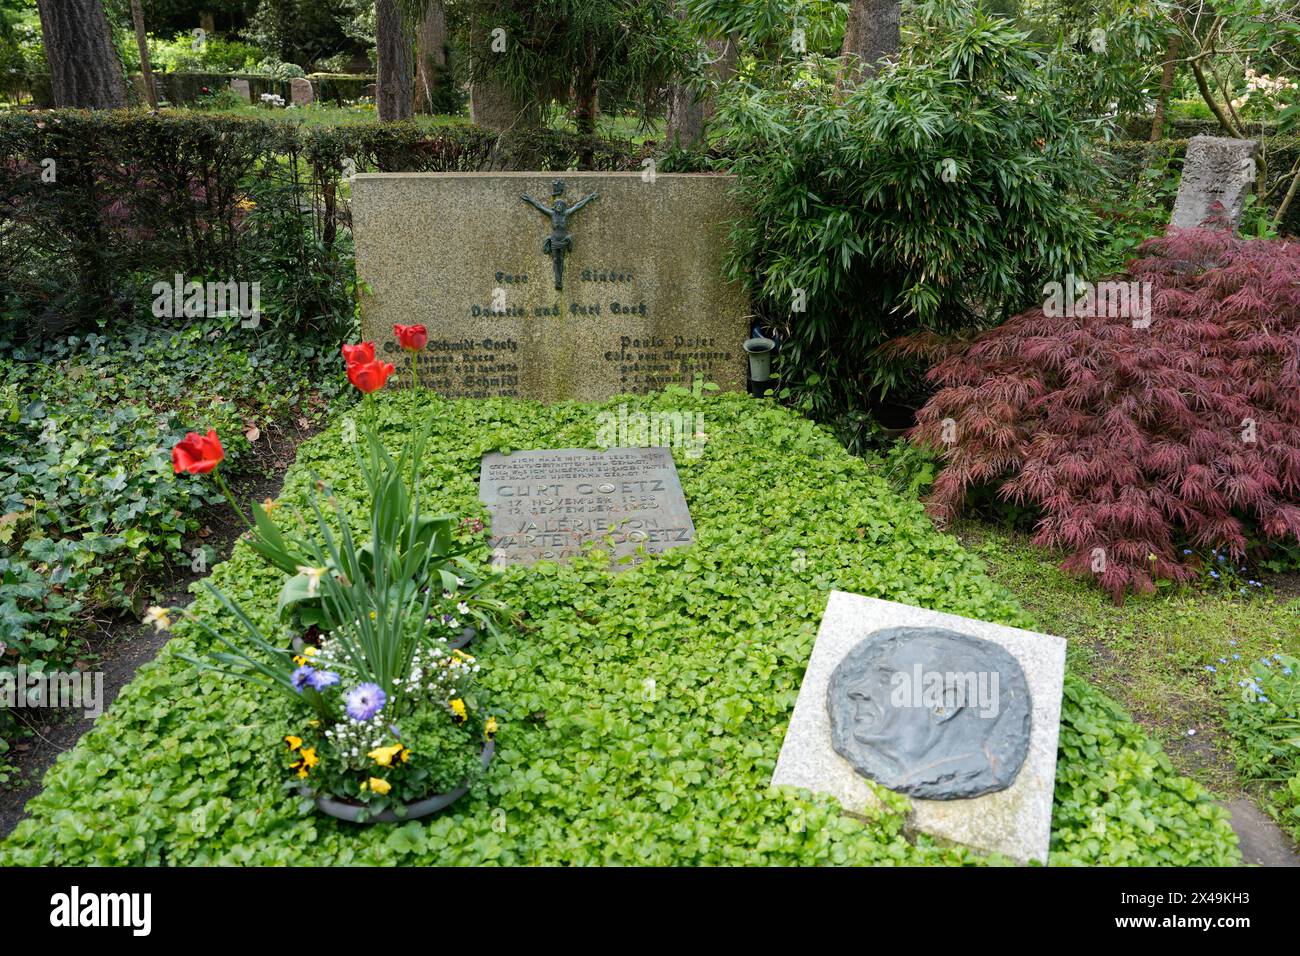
[0,112,647,340]
[713,0,1102,414]
[906,228,1300,600]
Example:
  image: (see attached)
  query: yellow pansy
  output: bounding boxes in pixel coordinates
[284,735,303,751]
[292,646,319,667]
[484,717,499,740]
[368,743,405,767]
[368,777,391,795]
[291,747,318,778]
[143,606,172,632]
[449,698,468,724]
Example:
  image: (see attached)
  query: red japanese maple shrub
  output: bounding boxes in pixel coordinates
[901,228,1300,601]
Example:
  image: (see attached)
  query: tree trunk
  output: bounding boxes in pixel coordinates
[413,0,448,114]
[468,11,540,131]
[1149,35,1179,141]
[36,0,128,109]
[574,63,598,138]
[666,34,737,148]
[376,0,413,122]
[129,0,157,109]
[839,0,900,84]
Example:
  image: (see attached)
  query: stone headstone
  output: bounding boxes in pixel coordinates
[289,76,314,106]
[128,74,149,106]
[229,78,251,103]
[772,591,1067,864]
[478,447,695,567]
[352,172,748,402]
[1170,135,1259,232]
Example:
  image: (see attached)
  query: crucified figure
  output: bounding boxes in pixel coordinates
[521,181,599,291]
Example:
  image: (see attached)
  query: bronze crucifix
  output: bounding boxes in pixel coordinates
[521,180,599,291]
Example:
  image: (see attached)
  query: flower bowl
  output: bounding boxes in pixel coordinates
[303,739,494,824]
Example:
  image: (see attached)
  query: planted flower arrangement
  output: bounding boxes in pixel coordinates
[169,333,505,823]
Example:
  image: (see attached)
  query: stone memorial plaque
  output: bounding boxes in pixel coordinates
[1170,135,1259,232]
[478,447,695,567]
[289,76,315,105]
[229,77,251,103]
[352,172,748,403]
[772,591,1067,864]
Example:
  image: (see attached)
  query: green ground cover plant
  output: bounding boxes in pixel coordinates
[0,389,1239,865]
[1214,652,1300,842]
[0,321,336,777]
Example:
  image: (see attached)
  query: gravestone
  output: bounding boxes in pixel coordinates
[772,591,1067,864]
[289,77,315,106]
[478,447,695,567]
[352,172,748,402]
[229,78,251,103]
[1169,135,1259,232]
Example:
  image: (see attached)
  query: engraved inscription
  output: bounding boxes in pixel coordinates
[478,447,696,567]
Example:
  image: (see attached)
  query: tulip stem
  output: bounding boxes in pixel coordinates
[211,470,255,534]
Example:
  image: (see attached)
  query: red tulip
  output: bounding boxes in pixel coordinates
[172,429,225,475]
[348,359,395,394]
[341,342,375,367]
[394,324,428,351]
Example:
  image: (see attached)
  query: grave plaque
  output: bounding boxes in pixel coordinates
[229,78,251,103]
[289,76,315,106]
[773,591,1067,864]
[1170,135,1259,232]
[478,447,695,567]
[352,172,748,403]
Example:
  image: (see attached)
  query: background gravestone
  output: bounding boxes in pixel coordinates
[289,77,315,106]
[772,591,1067,864]
[229,78,251,103]
[479,447,695,567]
[352,172,748,402]
[1169,135,1259,232]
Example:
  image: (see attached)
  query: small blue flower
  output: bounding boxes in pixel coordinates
[308,670,340,690]
[1210,570,1219,579]
[1229,640,1237,646]
[1259,695,1269,703]
[1219,657,1228,664]
[1217,554,1226,562]
[1205,665,1217,673]
[1261,658,1272,667]
[291,665,315,693]
[1183,549,1192,556]
[345,682,386,721]
[1284,668,1293,676]
[1274,654,1284,662]
[1233,653,1241,660]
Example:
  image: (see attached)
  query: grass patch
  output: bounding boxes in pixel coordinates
[962,523,1300,835]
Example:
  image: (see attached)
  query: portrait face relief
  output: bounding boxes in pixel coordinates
[825,626,1032,800]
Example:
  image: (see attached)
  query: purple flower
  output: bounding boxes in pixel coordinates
[308,670,340,690]
[345,682,386,721]
[291,666,315,693]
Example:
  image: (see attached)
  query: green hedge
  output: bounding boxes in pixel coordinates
[12,73,378,108]
[0,111,647,339]
[0,390,1239,865]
